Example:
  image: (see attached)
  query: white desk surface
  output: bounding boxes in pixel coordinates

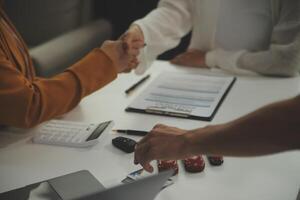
[0,61,300,200]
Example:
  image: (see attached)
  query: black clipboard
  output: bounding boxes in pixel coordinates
[125,77,236,121]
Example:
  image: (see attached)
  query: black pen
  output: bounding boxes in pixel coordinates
[113,129,148,136]
[125,74,150,94]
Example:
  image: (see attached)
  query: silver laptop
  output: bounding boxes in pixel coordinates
[0,170,173,200]
[85,170,172,200]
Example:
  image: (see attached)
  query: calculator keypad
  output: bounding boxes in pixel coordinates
[33,120,113,147]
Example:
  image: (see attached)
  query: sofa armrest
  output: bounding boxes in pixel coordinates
[30,19,112,77]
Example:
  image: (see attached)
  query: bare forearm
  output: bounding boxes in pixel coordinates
[187,96,300,156]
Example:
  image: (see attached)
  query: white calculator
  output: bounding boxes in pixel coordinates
[32,120,114,148]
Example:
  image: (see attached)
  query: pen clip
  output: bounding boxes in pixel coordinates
[145,109,190,118]
[146,105,192,114]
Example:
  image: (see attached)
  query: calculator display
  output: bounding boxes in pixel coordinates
[86,121,111,141]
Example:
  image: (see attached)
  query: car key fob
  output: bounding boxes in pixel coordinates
[112,137,137,153]
[183,155,205,173]
[157,160,179,175]
[207,156,224,166]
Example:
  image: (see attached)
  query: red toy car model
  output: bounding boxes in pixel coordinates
[157,160,179,175]
[207,156,224,166]
[183,155,205,173]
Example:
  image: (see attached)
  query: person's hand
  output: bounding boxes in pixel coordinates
[134,124,191,173]
[101,40,139,73]
[170,49,208,68]
[119,25,145,73]
[121,24,145,52]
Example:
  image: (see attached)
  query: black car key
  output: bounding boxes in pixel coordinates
[112,136,137,153]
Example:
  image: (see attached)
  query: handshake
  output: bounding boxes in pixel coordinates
[100,25,145,73]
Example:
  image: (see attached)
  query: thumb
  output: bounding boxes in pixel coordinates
[121,41,129,53]
[120,32,133,44]
[113,40,128,56]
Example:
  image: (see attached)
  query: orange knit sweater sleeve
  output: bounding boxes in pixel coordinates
[0,48,117,128]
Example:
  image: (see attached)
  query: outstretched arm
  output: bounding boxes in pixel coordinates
[122,0,193,74]
[135,96,300,172]
[188,95,300,156]
[0,41,138,128]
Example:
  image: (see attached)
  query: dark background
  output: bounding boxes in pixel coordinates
[5,0,191,62]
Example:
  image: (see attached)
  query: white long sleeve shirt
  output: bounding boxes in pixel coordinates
[134,0,300,76]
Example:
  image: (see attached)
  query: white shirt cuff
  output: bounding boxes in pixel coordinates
[205,49,248,73]
[205,51,218,68]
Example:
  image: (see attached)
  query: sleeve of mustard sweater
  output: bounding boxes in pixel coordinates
[0,48,117,128]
